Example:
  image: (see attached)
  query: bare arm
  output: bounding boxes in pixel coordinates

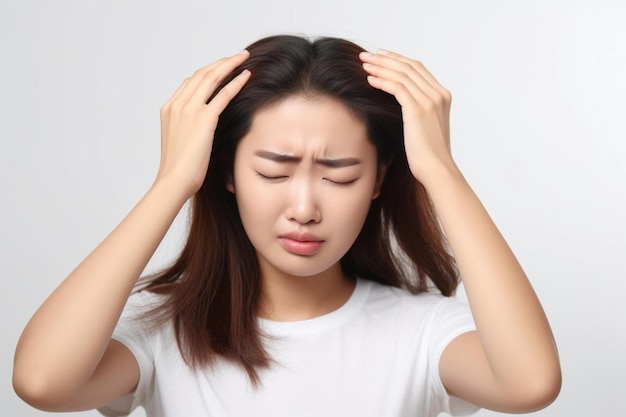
[13,51,251,411]
[429,169,561,412]
[360,50,561,412]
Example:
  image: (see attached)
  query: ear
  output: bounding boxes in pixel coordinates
[372,163,388,199]
[226,174,235,193]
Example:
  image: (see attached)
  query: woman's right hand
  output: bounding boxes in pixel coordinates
[13,51,251,412]
[156,50,251,197]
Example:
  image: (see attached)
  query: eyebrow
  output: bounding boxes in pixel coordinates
[254,150,362,167]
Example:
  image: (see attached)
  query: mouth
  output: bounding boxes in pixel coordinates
[279,232,325,256]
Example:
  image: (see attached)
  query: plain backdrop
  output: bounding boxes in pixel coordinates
[1,1,624,416]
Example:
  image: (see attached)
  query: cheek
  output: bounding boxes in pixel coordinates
[233,177,282,244]
[233,160,262,216]
[325,184,375,234]
[236,183,271,220]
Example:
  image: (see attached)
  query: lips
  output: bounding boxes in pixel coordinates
[279,232,325,256]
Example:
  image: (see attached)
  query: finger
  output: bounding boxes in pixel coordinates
[163,57,229,103]
[360,52,442,103]
[381,50,451,104]
[372,51,452,141]
[362,61,439,108]
[188,50,250,106]
[367,75,451,154]
[366,68,450,143]
[378,50,443,86]
[184,52,245,98]
[165,51,247,110]
[204,69,251,125]
[161,59,230,116]
[365,74,428,115]
[360,51,450,102]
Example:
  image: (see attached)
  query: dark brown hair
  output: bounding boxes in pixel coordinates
[140,34,459,384]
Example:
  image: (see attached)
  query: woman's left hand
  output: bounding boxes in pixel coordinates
[361,51,562,413]
[360,50,456,183]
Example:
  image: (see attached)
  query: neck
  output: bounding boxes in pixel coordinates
[257,262,356,322]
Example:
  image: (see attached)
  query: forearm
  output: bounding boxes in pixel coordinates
[14,178,188,394]
[423,164,560,388]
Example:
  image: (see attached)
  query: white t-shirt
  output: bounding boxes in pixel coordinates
[98,278,479,417]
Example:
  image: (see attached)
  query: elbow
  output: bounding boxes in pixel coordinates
[504,365,562,412]
[527,352,563,410]
[13,369,55,410]
[13,369,48,410]
[522,370,562,411]
[13,365,75,411]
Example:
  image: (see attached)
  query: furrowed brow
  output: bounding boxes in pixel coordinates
[254,151,361,167]
[315,157,361,168]
[254,151,300,163]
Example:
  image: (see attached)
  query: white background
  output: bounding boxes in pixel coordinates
[1,1,624,416]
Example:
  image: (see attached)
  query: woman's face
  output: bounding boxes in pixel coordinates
[229,95,383,280]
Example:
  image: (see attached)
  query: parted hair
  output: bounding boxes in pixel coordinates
[140,34,459,384]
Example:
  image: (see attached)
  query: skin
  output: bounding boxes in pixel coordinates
[12,51,253,411]
[228,96,384,321]
[13,47,561,413]
[360,49,561,411]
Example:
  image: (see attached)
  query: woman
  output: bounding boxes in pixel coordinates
[13,35,561,416]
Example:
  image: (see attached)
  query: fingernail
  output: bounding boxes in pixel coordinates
[237,49,249,55]
[377,49,391,55]
[360,51,373,58]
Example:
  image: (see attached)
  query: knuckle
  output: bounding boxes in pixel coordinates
[169,102,184,116]
[192,68,205,78]
[399,61,413,73]
[412,60,425,69]
[397,71,409,82]
[202,71,220,86]
[422,100,435,112]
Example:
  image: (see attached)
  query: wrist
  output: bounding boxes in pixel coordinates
[412,157,465,191]
[149,175,194,209]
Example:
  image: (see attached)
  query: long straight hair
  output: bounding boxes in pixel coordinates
[140,35,459,384]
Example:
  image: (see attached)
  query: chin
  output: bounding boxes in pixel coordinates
[260,254,343,280]
[276,264,336,278]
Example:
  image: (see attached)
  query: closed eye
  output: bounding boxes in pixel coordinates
[324,178,358,186]
[255,172,288,182]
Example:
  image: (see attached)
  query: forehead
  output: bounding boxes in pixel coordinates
[238,95,373,157]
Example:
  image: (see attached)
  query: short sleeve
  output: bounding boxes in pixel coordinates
[97,291,159,417]
[427,296,480,416]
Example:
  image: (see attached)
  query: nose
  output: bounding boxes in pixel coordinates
[285,180,322,224]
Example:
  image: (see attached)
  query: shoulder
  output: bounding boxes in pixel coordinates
[113,289,170,343]
[122,289,167,316]
[359,278,474,335]
[362,278,458,315]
